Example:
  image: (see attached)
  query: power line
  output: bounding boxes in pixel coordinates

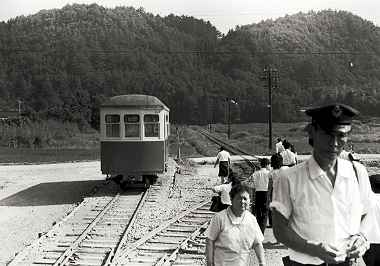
[0,48,377,56]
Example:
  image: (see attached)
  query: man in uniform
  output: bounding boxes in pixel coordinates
[271,103,372,265]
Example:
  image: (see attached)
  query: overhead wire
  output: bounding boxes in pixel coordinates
[0,48,376,56]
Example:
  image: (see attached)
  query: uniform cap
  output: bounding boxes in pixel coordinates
[305,103,359,133]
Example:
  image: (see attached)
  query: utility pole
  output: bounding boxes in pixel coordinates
[226,97,238,140]
[227,98,231,139]
[17,99,23,126]
[262,67,278,151]
[176,126,181,161]
[17,100,22,118]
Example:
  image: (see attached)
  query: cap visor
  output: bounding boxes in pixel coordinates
[329,124,352,133]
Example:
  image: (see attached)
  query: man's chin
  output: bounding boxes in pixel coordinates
[325,151,339,159]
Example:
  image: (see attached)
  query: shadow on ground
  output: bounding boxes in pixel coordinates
[0,180,114,206]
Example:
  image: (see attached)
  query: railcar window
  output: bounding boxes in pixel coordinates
[124,114,140,137]
[105,114,120,137]
[144,114,159,137]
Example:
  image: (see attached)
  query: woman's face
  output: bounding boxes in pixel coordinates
[231,191,250,213]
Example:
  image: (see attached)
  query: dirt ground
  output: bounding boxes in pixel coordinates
[0,159,287,266]
[1,157,376,266]
[0,161,105,265]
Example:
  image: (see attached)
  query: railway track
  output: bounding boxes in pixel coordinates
[9,185,152,266]
[113,200,215,266]
[198,128,259,170]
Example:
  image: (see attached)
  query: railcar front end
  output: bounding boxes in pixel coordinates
[100,94,170,186]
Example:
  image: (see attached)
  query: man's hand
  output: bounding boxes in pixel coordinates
[346,234,369,259]
[308,241,347,264]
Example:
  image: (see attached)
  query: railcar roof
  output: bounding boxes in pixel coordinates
[101,94,169,110]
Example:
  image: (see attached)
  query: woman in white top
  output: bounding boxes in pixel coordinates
[206,183,266,266]
[212,172,240,212]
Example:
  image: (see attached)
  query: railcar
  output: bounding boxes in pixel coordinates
[100,94,170,186]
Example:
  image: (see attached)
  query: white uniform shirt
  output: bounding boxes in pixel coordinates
[268,166,289,187]
[276,141,285,153]
[361,193,380,243]
[213,183,232,205]
[207,207,264,266]
[249,168,270,191]
[280,149,297,166]
[217,150,231,162]
[270,156,372,265]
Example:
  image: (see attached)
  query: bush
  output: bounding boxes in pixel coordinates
[0,119,96,149]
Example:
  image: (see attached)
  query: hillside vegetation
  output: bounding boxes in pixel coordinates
[0,4,379,130]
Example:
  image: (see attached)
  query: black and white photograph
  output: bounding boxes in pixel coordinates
[1,0,380,265]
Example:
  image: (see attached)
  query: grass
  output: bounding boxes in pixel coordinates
[2,119,380,164]
[172,119,380,159]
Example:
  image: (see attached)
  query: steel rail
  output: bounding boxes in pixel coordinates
[10,187,148,266]
[8,197,89,266]
[112,200,214,265]
[104,189,149,265]
[53,194,122,265]
[157,220,210,266]
[198,128,260,170]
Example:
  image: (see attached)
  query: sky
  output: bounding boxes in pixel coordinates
[1,0,379,34]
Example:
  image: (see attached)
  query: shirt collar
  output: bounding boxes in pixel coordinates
[227,207,246,225]
[258,168,269,173]
[308,156,324,180]
[308,155,350,180]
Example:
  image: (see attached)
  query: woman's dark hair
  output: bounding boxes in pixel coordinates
[271,153,283,169]
[259,158,270,168]
[229,183,250,200]
[283,140,291,149]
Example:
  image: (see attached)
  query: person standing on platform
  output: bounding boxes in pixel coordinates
[247,158,271,234]
[214,146,231,184]
[271,103,372,266]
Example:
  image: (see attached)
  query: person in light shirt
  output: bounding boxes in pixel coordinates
[280,140,297,167]
[276,138,285,153]
[206,184,266,266]
[247,158,271,233]
[267,153,288,228]
[211,172,240,212]
[214,146,231,184]
[361,177,380,266]
[271,103,372,266]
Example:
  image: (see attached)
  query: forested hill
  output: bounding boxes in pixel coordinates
[0,4,379,128]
